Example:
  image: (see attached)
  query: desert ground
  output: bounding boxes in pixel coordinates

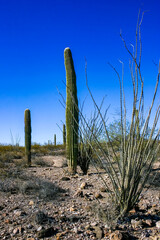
[0,150,160,240]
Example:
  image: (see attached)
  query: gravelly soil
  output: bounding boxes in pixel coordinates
[0,155,160,240]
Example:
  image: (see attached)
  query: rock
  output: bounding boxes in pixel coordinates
[73,227,78,233]
[29,200,34,205]
[131,219,143,229]
[85,224,90,230]
[93,226,103,239]
[9,227,14,233]
[91,222,97,227]
[70,207,77,212]
[56,231,67,240]
[80,182,87,189]
[60,176,70,181]
[129,208,136,214]
[156,221,160,229]
[13,226,23,235]
[37,226,43,231]
[109,230,123,240]
[13,228,19,235]
[13,209,26,217]
[95,192,103,199]
[37,227,57,238]
[109,230,130,240]
[100,187,106,192]
[14,210,22,217]
[145,219,153,227]
[72,174,79,178]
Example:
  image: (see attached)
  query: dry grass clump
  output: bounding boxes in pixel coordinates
[0,145,25,169]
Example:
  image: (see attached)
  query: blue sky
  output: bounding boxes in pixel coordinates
[0,0,159,145]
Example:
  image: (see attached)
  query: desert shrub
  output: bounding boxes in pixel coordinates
[0,145,25,168]
[78,100,108,174]
[78,143,92,174]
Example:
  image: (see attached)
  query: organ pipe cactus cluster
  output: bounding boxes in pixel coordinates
[64,47,79,174]
[24,109,31,166]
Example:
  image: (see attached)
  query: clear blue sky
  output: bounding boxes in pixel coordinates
[0,0,159,145]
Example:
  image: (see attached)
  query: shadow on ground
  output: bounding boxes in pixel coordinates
[0,167,66,201]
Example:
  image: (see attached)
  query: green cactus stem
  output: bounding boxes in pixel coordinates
[63,124,66,146]
[54,134,56,146]
[24,109,31,166]
[64,47,79,174]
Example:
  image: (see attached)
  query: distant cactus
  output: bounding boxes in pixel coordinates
[54,134,56,146]
[63,124,66,146]
[24,109,31,166]
[64,47,79,174]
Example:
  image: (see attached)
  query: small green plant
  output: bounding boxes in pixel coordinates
[64,47,79,174]
[24,109,31,166]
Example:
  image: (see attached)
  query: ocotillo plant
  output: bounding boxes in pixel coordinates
[64,47,79,174]
[77,14,160,220]
[54,134,56,146]
[24,109,31,166]
[63,124,66,146]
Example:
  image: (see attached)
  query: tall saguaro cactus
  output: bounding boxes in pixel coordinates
[64,47,79,174]
[24,109,31,166]
[63,124,66,146]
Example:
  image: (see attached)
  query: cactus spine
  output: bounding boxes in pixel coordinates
[63,124,66,146]
[24,109,31,166]
[54,134,56,146]
[64,47,79,174]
